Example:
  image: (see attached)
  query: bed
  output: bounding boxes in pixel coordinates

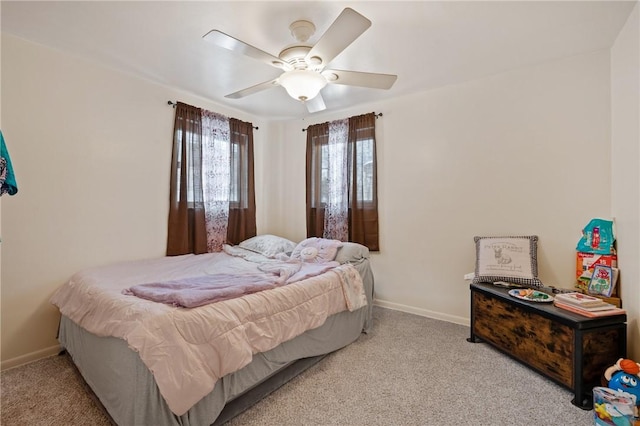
[51,236,374,425]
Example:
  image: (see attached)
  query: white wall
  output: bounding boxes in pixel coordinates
[0,34,266,367]
[611,2,640,360]
[2,29,636,366]
[269,50,613,323]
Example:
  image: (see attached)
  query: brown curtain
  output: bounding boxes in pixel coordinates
[226,118,257,245]
[348,113,379,251]
[306,122,329,238]
[305,113,379,251]
[167,102,207,255]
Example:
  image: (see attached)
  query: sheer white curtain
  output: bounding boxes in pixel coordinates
[201,110,231,252]
[323,119,349,241]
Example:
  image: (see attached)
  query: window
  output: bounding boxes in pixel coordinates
[352,135,375,203]
[229,130,250,208]
[306,113,379,250]
[316,136,374,204]
[167,102,256,255]
[175,128,246,207]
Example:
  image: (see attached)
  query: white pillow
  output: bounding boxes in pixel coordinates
[238,235,296,258]
[335,242,370,264]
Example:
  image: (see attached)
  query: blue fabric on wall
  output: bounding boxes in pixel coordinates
[0,130,18,195]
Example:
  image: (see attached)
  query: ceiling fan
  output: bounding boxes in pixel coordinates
[203,7,397,113]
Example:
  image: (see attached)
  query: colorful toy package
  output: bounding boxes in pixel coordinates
[576,218,615,255]
[593,387,636,426]
[576,252,618,285]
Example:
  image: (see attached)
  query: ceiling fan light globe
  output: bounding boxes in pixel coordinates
[279,70,327,102]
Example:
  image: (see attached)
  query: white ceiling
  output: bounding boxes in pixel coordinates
[2,1,636,120]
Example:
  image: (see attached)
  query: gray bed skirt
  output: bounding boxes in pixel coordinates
[58,258,374,426]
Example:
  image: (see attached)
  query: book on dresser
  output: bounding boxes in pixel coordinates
[554,292,610,308]
[553,300,626,317]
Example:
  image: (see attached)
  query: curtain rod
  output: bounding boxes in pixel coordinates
[167,101,259,130]
[301,112,382,132]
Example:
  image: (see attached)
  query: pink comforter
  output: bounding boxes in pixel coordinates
[50,252,367,416]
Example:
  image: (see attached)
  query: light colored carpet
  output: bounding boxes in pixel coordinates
[0,351,112,425]
[1,306,594,425]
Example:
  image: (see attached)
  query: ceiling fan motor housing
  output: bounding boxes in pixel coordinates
[278,45,312,69]
[282,20,324,70]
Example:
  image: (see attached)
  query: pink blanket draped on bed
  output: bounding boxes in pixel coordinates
[122,261,340,308]
[123,273,280,307]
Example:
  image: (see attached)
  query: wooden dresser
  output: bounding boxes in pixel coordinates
[468,282,627,409]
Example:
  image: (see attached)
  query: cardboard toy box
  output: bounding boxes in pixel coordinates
[576,252,617,282]
[575,252,620,301]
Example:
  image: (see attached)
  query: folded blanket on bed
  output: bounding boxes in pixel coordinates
[123,273,281,308]
[123,261,341,308]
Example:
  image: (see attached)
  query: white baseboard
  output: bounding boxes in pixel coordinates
[1,344,62,371]
[373,299,470,327]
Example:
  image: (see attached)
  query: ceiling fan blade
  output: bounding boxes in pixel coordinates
[203,30,287,69]
[322,70,398,89]
[323,69,397,89]
[225,78,280,99]
[305,8,371,68]
[305,93,326,113]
